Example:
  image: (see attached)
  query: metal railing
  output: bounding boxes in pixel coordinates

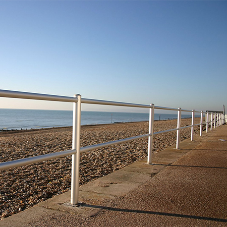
[0,89,225,205]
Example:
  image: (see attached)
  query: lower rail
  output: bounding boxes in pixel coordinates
[0,123,204,171]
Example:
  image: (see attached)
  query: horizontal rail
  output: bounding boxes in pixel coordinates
[0,122,204,171]
[0,89,150,108]
[154,106,201,113]
[0,89,77,103]
[153,123,205,135]
[0,149,76,171]
[154,128,178,135]
[0,134,149,171]
[81,98,150,108]
[180,125,194,130]
[153,105,179,111]
[206,110,224,113]
[80,134,149,153]
[154,106,192,112]
[0,89,221,113]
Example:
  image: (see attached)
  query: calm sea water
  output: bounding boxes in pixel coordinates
[0,109,193,130]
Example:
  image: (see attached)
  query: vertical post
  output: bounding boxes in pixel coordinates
[218,113,220,126]
[210,112,213,130]
[71,94,81,205]
[214,113,216,128]
[176,108,181,149]
[223,105,226,124]
[216,113,219,127]
[206,112,209,133]
[191,110,194,141]
[200,111,203,136]
[147,104,154,164]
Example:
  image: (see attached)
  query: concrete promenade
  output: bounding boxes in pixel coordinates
[1,125,227,226]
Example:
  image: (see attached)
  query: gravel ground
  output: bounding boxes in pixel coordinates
[0,118,201,219]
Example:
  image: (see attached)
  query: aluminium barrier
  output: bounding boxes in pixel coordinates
[0,89,225,205]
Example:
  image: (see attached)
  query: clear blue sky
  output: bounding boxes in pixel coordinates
[0,1,226,113]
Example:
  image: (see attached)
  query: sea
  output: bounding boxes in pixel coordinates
[0,109,194,130]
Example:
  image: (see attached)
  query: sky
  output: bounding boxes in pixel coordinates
[0,0,226,114]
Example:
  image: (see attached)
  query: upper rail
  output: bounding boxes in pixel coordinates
[0,89,213,113]
[0,89,77,103]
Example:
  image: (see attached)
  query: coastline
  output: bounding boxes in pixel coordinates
[0,119,171,133]
[0,120,164,137]
[0,118,201,219]
[0,117,189,135]
[0,108,196,131]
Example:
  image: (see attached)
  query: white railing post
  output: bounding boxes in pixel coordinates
[210,112,213,130]
[71,94,81,205]
[191,110,194,141]
[223,105,226,124]
[206,112,209,133]
[147,104,154,164]
[200,111,203,136]
[214,113,216,128]
[218,113,220,126]
[217,113,219,125]
[217,113,219,126]
[176,108,181,149]
[216,113,218,127]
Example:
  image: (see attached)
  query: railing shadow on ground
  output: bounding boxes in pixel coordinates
[82,203,227,223]
[153,163,227,170]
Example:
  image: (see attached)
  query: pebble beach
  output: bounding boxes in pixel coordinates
[0,118,201,219]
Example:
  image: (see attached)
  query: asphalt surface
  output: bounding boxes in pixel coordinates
[1,125,227,226]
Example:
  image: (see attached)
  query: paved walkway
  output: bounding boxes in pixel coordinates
[1,125,227,226]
